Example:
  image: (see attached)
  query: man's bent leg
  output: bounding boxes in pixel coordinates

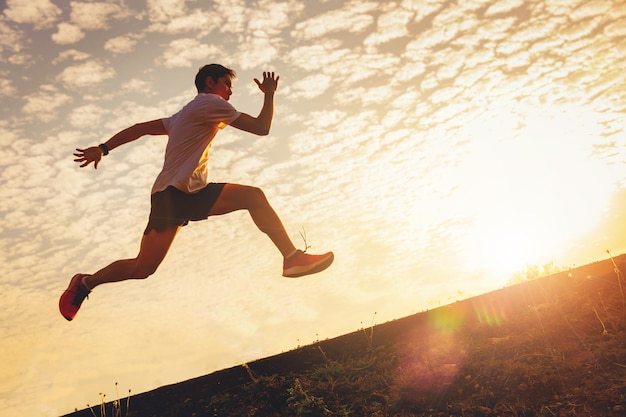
[208,184,297,257]
[84,226,181,289]
[208,184,334,277]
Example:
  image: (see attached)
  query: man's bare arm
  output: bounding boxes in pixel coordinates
[230,72,279,136]
[74,119,166,169]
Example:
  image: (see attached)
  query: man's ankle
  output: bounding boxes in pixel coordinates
[81,275,93,291]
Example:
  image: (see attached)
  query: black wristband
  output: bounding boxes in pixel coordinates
[98,143,109,156]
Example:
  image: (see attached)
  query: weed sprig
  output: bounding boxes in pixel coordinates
[606,249,625,318]
[84,383,131,417]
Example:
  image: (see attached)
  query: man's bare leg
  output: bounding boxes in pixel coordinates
[208,183,333,277]
[83,226,181,290]
[208,184,297,257]
[59,226,181,320]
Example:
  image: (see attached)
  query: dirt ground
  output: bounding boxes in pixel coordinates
[64,255,626,417]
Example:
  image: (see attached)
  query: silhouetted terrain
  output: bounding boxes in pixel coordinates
[64,255,626,416]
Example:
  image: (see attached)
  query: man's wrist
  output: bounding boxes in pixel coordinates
[98,143,109,156]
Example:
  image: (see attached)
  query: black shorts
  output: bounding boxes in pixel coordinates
[144,183,226,235]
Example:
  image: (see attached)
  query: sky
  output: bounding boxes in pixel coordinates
[1,0,625,415]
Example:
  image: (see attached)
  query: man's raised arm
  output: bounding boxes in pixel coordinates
[230,72,279,136]
[73,119,166,169]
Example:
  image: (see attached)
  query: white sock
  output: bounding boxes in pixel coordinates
[81,275,93,291]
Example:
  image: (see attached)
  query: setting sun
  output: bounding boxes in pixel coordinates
[459,100,615,281]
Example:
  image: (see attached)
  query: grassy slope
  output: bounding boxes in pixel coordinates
[65,255,626,417]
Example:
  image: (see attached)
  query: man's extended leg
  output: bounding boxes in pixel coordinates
[208,183,333,277]
[59,226,180,320]
[84,226,181,289]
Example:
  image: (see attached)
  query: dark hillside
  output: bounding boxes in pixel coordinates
[64,255,626,416]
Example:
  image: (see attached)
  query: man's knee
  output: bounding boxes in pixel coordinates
[130,261,160,279]
[245,186,267,207]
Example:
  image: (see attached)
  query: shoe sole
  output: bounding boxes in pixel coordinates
[60,296,75,321]
[283,253,334,278]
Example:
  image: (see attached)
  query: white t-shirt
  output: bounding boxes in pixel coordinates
[152,93,241,194]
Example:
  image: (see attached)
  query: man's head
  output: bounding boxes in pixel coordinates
[195,64,236,98]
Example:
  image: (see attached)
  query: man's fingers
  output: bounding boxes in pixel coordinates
[254,72,279,92]
[77,160,97,169]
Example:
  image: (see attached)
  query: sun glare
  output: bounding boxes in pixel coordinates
[458,99,614,283]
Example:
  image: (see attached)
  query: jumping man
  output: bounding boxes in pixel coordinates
[59,64,334,321]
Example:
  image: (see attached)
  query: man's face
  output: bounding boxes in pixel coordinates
[206,75,233,101]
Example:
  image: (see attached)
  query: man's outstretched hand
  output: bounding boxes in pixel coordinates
[254,71,279,94]
[73,147,103,169]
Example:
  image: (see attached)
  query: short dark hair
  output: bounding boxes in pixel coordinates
[195,64,236,92]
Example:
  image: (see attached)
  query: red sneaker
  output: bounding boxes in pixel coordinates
[283,250,334,278]
[59,274,91,321]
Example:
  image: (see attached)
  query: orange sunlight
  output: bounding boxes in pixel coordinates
[459,98,614,283]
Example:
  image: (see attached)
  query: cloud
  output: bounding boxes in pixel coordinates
[396,61,426,82]
[234,35,280,69]
[569,0,613,21]
[149,8,220,34]
[484,0,525,16]
[2,0,61,29]
[604,18,626,37]
[121,78,153,93]
[245,0,305,36]
[21,85,72,122]
[541,0,581,16]
[480,16,518,41]
[0,19,24,58]
[286,74,332,99]
[287,40,351,70]
[56,60,116,89]
[364,6,414,46]
[104,34,142,54]
[69,1,135,30]
[558,16,603,41]
[0,78,17,96]
[52,22,85,45]
[403,0,448,21]
[291,0,377,40]
[52,49,91,64]
[159,38,222,68]
[146,0,187,22]
[0,125,21,167]
[145,0,220,34]
[404,24,459,58]
[220,0,305,68]
[6,52,31,65]
[507,16,560,45]
[68,103,109,129]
